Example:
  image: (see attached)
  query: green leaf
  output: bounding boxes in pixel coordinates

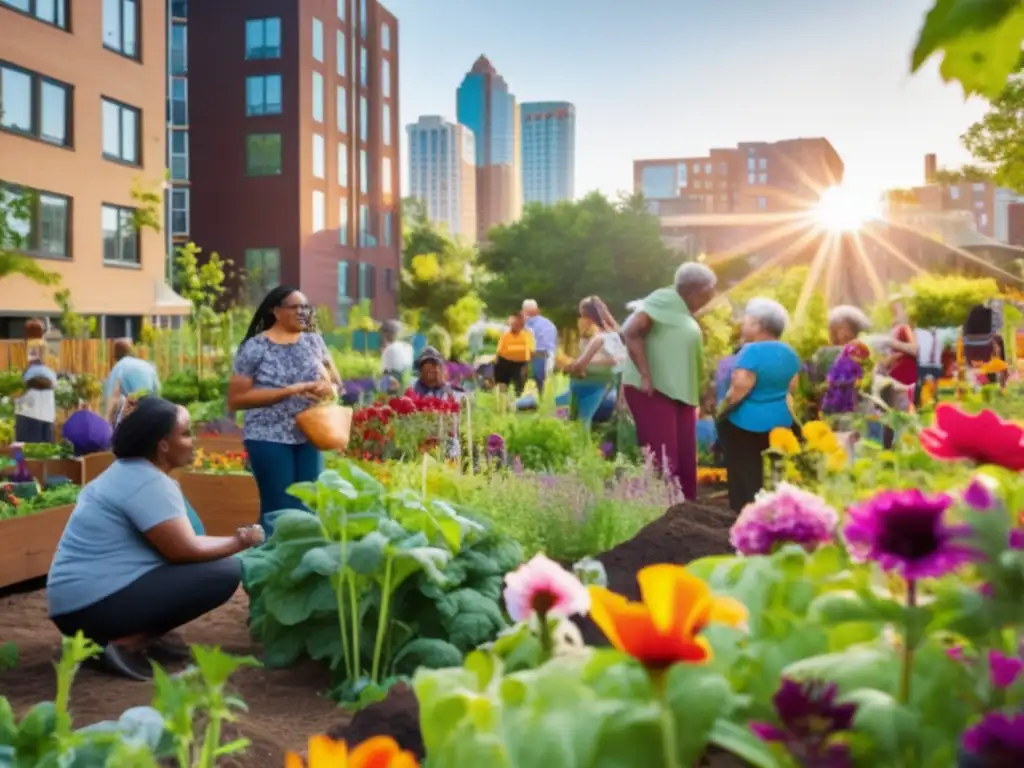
[348,532,389,577]
[267,510,324,542]
[591,702,665,768]
[844,688,922,761]
[664,664,734,766]
[391,638,464,674]
[261,616,308,668]
[17,702,56,743]
[783,647,900,695]
[707,719,781,768]
[305,620,344,669]
[437,589,508,650]
[389,546,451,590]
[192,646,261,689]
[263,577,335,626]
[810,591,892,625]
[291,543,343,580]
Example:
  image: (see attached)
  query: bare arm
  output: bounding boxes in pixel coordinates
[787,373,799,418]
[227,375,310,411]
[25,376,54,390]
[143,516,249,564]
[106,380,122,423]
[622,311,653,381]
[566,336,605,375]
[721,368,757,413]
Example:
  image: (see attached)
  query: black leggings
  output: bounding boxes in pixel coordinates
[719,419,771,514]
[51,558,241,646]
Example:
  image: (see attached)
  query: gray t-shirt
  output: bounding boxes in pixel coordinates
[232,333,332,444]
[47,459,187,616]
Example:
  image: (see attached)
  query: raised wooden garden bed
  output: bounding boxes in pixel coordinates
[0,505,74,589]
[14,451,115,486]
[195,435,245,455]
[175,471,260,535]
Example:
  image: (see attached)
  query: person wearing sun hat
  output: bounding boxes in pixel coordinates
[412,346,454,398]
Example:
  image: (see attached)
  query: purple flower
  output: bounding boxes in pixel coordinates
[750,678,856,767]
[822,354,864,415]
[11,446,31,483]
[1010,529,1024,550]
[730,483,839,556]
[964,477,997,511]
[989,651,1024,689]
[486,433,506,456]
[843,489,977,580]
[600,441,614,459]
[962,712,1024,761]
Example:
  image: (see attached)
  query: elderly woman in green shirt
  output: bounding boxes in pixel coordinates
[621,263,718,500]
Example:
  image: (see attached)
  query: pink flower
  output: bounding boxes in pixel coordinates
[503,554,590,623]
[989,650,1024,689]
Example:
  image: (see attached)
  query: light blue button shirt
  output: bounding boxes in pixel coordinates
[525,315,557,355]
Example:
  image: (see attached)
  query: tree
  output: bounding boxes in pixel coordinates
[174,242,228,326]
[729,266,829,360]
[54,288,89,339]
[0,187,60,286]
[961,70,1024,192]
[931,165,993,184]
[477,192,676,329]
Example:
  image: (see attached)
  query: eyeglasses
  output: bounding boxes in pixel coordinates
[280,303,312,312]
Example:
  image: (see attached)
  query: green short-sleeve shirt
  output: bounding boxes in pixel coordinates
[622,287,703,406]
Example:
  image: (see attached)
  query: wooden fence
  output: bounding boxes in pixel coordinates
[0,339,221,380]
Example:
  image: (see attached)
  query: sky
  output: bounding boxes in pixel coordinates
[384,0,990,200]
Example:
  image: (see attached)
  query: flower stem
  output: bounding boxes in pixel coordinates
[899,579,917,704]
[650,670,680,768]
[336,570,353,681]
[538,610,553,663]
[349,576,361,679]
[370,556,394,685]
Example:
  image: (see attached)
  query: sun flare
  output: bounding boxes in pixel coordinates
[813,186,881,232]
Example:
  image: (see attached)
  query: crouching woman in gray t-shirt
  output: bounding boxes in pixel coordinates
[47,396,264,682]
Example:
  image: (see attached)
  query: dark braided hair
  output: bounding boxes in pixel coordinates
[241,286,302,345]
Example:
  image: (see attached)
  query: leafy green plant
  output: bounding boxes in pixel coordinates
[162,371,224,405]
[20,441,73,460]
[501,415,588,471]
[240,462,523,702]
[1,482,81,520]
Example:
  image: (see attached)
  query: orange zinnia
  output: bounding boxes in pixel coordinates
[588,564,747,668]
[285,735,419,768]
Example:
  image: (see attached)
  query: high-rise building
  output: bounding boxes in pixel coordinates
[168,0,189,275]
[0,0,188,338]
[456,55,520,241]
[407,116,477,243]
[188,0,401,322]
[521,101,575,206]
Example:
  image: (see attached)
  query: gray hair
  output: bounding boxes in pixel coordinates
[522,299,538,312]
[744,298,789,338]
[828,305,871,334]
[674,262,717,293]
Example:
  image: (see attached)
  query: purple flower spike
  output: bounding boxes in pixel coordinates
[962,712,1024,760]
[989,650,1024,689]
[963,477,997,511]
[843,489,978,580]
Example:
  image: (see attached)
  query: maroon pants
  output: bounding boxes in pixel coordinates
[624,385,698,500]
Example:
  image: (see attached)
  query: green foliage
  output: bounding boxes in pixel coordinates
[961,68,1024,192]
[905,273,999,327]
[729,266,829,360]
[911,0,1024,98]
[328,349,381,380]
[425,324,452,359]
[501,414,589,472]
[240,463,522,702]
[161,371,225,404]
[478,192,675,329]
[129,176,165,234]
[931,165,993,184]
[174,243,229,327]
[0,187,60,287]
[53,289,88,340]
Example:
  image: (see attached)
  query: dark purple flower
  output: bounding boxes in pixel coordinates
[989,651,1024,689]
[821,353,864,415]
[11,446,31,483]
[962,712,1024,763]
[486,433,505,456]
[750,678,856,767]
[600,441,614,459]
[843,489,977,580]
[964,477,997,511]
[1009,530,1024,550]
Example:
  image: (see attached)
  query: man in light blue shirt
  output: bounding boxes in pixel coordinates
[104,339,160,424]
[522,299,557,396]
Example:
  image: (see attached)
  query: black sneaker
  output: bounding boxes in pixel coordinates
[101,644,153,682]
[147,634,192,663]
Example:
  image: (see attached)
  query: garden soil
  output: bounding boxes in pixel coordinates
[0,588,343,766]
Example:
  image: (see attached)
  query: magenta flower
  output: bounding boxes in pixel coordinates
[963,477,997,511]
[1010,530,1024,550]
[502,553,590,623]
[486,433,506,456]
[730,483,839,556]
[989,651,1024,689]
[750,678,856,767]
[962,712,1024,761]
[843,489,976,580]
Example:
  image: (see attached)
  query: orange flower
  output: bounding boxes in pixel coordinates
[285,735,418,768]
[588,565,747,668]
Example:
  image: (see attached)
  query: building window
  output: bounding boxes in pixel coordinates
[704,162,711,174]
[170,77,187,126]
[747,172,755,185]
[358,205,376,247]
[359,46,367,87]
[639,165,676,200]
[1,0,68,29]
[757,173,767,184]
[101,98,140,165]
[245,74,282,116]
[358,262,375,298]
[381,58,390,97]
[381,156,392,201]
[246,133,282,176]
[171,0,186,18]
[312,190,325,232]
[339,199,348,245]
[170,130,188,180]
[0,183,70,258]
[360,149,368,194]
[382,212,392,247]
[979,212,989,228]
[359,95,367,141]
[337,142,348,187]
[336,0,345,21]
[336,30,346,76]
[337,85,347,132]
[171,188,189,235]
[170,22,187,74]
[950,187,960,200]
[312,17,324,62]
[693,164,701,174]
[359,0,367,39]
[384,266,393,292]
[102,203,140,265]
[756,196,767,210]
[0,63,71,147]
[747,157,755,171]
[103,0,139,59]
[382,22,391,51]
[973,182,987,193]
[382,103,391,145]
[312,71,324,122]
[312,133,325,178]
[244,248,281,303]
[245,17,282,60]
[758,157,767,170]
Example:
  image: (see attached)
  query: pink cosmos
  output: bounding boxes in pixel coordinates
[502,553,590,623]
[989,650,1024,689]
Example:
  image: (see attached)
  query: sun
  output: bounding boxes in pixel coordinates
[814,186,880,232]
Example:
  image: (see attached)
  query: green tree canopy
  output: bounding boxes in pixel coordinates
[961,69,1024,192]
[477,192,676,330]
[0,188,60,287]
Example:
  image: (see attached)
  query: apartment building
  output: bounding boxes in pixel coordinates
[407,115,477,243]
[456,55,520,242]
[634,137,845,216]
[168,0,189,267]
[521,101,575,206]
[188,0,401,322]
[0,0,186,337]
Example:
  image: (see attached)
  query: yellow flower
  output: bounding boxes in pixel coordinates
[809,432,840,456]
[801,420,831,444]
[769,428,800,455]
[826,449,848,472]
[980,358,1009,375]
[878,450,897,464]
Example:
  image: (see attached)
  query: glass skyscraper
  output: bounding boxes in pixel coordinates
[407,116,477,243]
[521,102,575,206]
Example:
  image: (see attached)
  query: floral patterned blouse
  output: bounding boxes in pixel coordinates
[232,333,332,444]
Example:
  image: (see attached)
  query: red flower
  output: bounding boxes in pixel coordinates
[389,397,416,415]
[920,403,1024,472]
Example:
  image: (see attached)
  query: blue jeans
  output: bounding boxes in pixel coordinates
[570,379,610,427]
[244,439,324,536]
[530,354,550,396]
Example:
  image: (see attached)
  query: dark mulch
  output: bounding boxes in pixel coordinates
[328,683,425,760]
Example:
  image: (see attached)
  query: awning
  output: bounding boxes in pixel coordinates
[153,280,192,316]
